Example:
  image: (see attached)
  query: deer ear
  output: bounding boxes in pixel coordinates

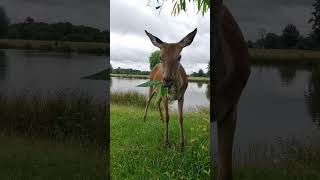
[145,30,164,48]
[179,28,197,48]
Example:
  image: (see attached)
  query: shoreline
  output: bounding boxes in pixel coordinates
[110,73,210,82]
[0,39,109,55]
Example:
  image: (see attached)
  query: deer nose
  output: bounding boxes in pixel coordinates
[163,78,173,88]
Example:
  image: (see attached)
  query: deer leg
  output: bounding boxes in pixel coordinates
[163,96,169,146]
[157,99,163,122]
[178,97,184,148]
[217,106,237,180]
[143,87,156,122]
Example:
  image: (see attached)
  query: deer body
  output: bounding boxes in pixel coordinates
[213,1,250,180]
[143,29,197,147]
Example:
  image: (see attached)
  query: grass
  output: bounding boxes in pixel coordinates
[0,135,107,180]
[0,91,107,148]
[0,39,109,55]
[0,91,108,179]
[110,104,210,179]
[249,48,320,65]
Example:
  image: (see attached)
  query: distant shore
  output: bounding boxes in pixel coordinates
[249,48,320,65]
[111,73,210,82]
[0,39,109,55]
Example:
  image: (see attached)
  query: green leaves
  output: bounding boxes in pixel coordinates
[137,80,168,103]
[137,80,161,87]
[170,0,210,16]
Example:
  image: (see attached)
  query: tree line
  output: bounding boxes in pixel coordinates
[0,7,108,43]
[249,0,320,50]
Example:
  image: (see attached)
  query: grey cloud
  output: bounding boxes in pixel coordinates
[226,0,314,40]
[0,0,108,30]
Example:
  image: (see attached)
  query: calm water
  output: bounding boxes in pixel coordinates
[110,77,210,110]
[0,49,107,101]
[1,49,320,159]
[211,65,320,162]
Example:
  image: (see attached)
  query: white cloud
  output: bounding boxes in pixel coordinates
[110,0,210,74]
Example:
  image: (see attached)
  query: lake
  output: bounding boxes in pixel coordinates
[0,49,107,101]
[110,77,210,110]
[1,49,319,162]
[211,64,320,163]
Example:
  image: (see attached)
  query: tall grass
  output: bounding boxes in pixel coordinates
[0,91,107,149]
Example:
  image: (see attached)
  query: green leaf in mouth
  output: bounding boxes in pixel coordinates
[137,80,161,87]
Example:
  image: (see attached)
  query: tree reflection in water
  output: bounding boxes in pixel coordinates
[0,50,7,81]
[305,67,320,127]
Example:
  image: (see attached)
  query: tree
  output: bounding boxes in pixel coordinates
[149,50,161,70]
[264,32,281,49]
[150,0,209,16]
[198,69,205,77]
[281,24,300,48]
[258,28,266,48]
[0,6,9,38]
[309,0,320,42]
[25,17,34,24]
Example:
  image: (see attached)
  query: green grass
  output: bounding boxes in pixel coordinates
[0,91,107,148]
[110,104,210,179]
[0,39,109,55]
[249,48,320,65]
[0,91,108,179]
[0,135,107,180]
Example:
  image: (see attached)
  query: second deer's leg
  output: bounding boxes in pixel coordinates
[178,97,184,147]
[162,96,169,146]
[217,106,237,180]
[143,87,156,121]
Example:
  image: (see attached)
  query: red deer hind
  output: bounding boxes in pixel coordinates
[143,28,197,147]
[213,0,251,179]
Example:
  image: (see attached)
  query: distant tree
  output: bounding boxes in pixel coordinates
[264,32,281,49]
[258,28,266,48]
[247,40,254,48]
[198,69,205,77]
[309,0,320,42]
[0,6,9,38]
[25,17,34,24]
[149,50,161,70]
[281,24,300,48]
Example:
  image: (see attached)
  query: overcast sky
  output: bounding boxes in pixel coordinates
[110,0,210,74]
[0,0,316,72]
[226,0,314,41]
[0,0,108,30]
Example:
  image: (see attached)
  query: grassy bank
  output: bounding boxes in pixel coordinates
[0,39,109,55]
[0,91,108,179]
[249,48,320,65]
[0,135,107,180]
[110,104,210,179]
[0,91,107,148]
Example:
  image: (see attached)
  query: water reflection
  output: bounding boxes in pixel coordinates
[277,66,297,86]
[0,51,7,80]
[305,67,320,127]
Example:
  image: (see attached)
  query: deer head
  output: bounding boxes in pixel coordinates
[145,28,197,87]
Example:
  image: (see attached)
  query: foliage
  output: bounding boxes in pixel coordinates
[282,24,300,48]
[190,68,209,77]
[0,6,9,38]
[137,80,168,103]
[149,50,161,70]
[112,67,149,75]
[5,20,109,43]
[150,0,209,16]
[309,0,320,42]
